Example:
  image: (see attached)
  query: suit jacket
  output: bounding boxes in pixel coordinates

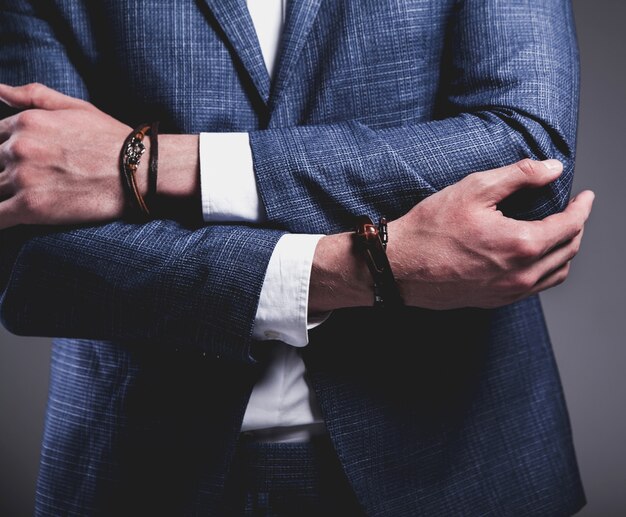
[0,0,585,515]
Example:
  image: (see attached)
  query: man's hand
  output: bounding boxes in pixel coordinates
[0,83,132,227]
[0,83,199,228]
[310,159,595,312]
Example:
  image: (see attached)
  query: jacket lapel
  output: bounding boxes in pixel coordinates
[200,0,271,105]
[270,0,322,110]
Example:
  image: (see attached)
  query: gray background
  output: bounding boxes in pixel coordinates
[0,0,624,515]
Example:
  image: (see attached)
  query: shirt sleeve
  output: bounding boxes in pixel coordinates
[252,233,326,347]
[199,132,266,223]
[199,132,327,346]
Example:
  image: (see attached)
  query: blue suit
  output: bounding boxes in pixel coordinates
[0,0,585,515]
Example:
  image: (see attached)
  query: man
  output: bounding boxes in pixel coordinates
[0,0,592,515]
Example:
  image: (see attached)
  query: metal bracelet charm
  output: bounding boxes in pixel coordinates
[124,133,146,171]
[119,123,152,219]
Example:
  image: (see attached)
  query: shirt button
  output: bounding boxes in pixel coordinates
[264,330,281,340]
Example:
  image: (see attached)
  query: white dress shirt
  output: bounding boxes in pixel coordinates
[200,0,326,441]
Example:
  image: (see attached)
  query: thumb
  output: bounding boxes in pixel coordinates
[473,159,564,205]
[0,82,93,111]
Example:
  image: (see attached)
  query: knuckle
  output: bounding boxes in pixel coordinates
[513,230,539,259]
[568,214,584,233]
[24,82,45,101]
[498,273,529,295]
[18,191,43,217]
[515,158,537,177]
[514,272,535,292]
[9,166,28,190]
[14,109,41,129]
[467,169,497,192]
[471,173,493,192]
[6,136,32,161]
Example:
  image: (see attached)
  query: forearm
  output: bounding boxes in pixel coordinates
[249,0,580,234]
[0,221,285,362]
[157,105,578,232]
[251,114,576,235]
[0,0,583,337]
[308,159,594,314]
[2,2,580,236]
[307,232,370,314]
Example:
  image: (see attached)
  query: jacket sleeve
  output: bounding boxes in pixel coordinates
[250,0,581,234]
[0,2,285,363]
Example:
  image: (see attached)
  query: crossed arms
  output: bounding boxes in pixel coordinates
[0,0,592,362]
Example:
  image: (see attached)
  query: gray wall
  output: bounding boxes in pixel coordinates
[0,1,624,514]
[541,1,626,515]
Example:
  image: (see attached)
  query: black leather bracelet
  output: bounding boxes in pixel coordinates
[146,120,160,213]
[353,215,404,308]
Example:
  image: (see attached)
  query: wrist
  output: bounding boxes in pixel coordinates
[129,133,199,221]
[353,215,404,308]
[308,232,372,313]
[119,122,156,220]
[129,134,200,218]
[384,221,414,306]
[157,134,200,200]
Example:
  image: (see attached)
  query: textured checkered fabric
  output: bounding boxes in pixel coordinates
[0,0,584,515]
[221,436,364,515]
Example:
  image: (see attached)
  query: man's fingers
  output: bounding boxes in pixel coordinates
[0,112,18,143]
[527,226,584,284]
[0,83,92,112]
[0,175,13,200]
[533,190,595,255]
[0,197,22,230]
[567,189,596,216]
[528,261,572,297]
[471,158,564,205]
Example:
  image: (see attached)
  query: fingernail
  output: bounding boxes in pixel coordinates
[542,159,562,171]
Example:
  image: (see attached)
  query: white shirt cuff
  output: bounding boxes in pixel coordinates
[199,132,265,223]
[253,233,327,347]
